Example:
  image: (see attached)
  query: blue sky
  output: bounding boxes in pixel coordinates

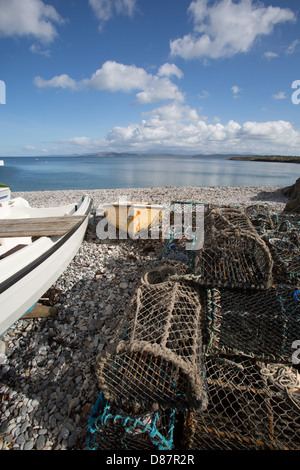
[1,0,300,156]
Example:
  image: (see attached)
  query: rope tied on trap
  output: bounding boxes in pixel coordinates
[95,263,208,411]
[86,391,176,450]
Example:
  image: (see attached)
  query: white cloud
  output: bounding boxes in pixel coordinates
[62,137,91,146]
[285,39,300,55]
[34,74,78,90]
[89,0,136,29]
[272,91,286,100]
[232,85,242,98]
[34,61,185,104]
[170,0,296,60]
[99,103,300,154]
[264,51,279,59]
[59,103,300,155]
[135,76,184,104]
[198,90,209,99]
[157,63,183,79]
[82,61,149,93]
[29,43,51,56]
[0,0,64,43]
[24,145,36,150]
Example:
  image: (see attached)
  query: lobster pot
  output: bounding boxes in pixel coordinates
[266,236,300,285]
[96,266,207,410]
[245,205,300,285]
[204,286,300,364]
[188,207,274,290]
[205,207,259,233]
[245,204,278,234]
[182,356,300,451]
[246,204,300,241]
[86,391,176,451]
[192,228,273,290]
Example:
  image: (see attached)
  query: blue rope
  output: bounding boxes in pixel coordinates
[293,290,300,302]
[86,391,175,450]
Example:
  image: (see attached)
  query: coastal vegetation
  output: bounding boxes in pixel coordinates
[230,155,300,163]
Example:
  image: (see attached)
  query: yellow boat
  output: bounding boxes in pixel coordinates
[103,201,165,237]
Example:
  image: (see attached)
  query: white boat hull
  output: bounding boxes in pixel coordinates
[0,186,11,204]
[0,194,92,336]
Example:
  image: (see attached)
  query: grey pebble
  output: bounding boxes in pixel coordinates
[16,433,26,445]
[24,439,34,450]
[68,431,78,448]
[61,427,70,440]
[36,434,46,450]
[0,419,8,434]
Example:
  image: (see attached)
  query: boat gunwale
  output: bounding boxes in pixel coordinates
[0,196,92,296]
[103,202,166,211]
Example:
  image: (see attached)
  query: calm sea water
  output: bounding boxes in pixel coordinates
[0,155,299,192]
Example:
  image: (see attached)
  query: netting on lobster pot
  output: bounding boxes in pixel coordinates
[181,356,300,451]
[246,204,300,242]
[95,264,207,411]
[245,205,300,285]
[245,204,279,235]
[86,391,176,451]
[266,236,300,285]
[180,207,274,290]
[204,286,300,363]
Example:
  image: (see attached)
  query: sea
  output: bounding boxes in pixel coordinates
[0,154,299,192]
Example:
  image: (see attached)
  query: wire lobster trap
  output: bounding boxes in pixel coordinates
[265,236,300,285]
[245,204,279,235]
[203,286,300,364]
[86,391,176,451]
[172,207,274,290]
[246,204,300,242]
[95,264,207,411]
[181,356,300,450]
[245,205,300,285]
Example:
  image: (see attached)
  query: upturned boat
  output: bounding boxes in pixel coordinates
[0,188,92,336]
[103,201,165,237]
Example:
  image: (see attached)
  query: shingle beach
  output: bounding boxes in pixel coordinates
[0,186,289,450]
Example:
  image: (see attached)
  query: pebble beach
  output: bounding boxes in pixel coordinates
[0,186,289,451]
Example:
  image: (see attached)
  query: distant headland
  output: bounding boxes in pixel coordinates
[229,155,300,163]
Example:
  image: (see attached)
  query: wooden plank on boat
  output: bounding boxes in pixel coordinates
[0,215,86,237]
[23,303,59,319]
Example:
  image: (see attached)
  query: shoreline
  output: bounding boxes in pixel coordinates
[0,186,290,450]
[12,185,288,213]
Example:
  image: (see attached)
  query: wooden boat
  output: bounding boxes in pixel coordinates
[0,186,10,204]
[103,201,165,237]
[0,191,92,336]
